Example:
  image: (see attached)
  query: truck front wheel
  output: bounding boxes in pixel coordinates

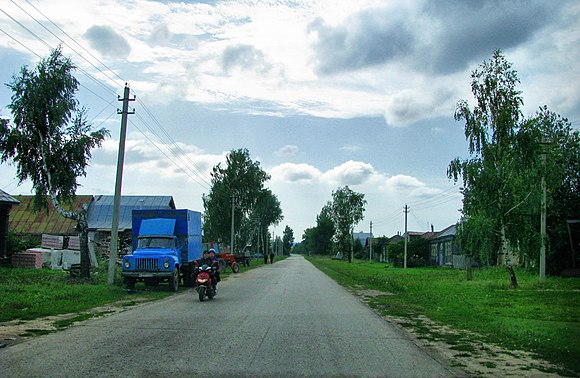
[169,268,179,292]
[124,277,136,290]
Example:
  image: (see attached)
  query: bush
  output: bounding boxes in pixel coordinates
[6,232,38,257]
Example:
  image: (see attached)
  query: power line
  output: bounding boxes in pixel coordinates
[7,0,119,96]
[21,0,125,86]
[2,2,214,192]
[135,96,213,186]
[129,118,211,191]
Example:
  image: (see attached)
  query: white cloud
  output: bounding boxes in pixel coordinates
[320,160,376,186]
[270,163,321,183]
[274,145,299,157]
[340,144,361,153]
[385,174,425,191]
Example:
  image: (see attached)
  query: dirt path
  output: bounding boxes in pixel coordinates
[0,297,152,348]
[357,288,565,377]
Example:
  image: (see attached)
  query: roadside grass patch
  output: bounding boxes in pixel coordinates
[52,312,113,330]
[19,329,55,337]
[0,267,172,323]
[307,256,580,376]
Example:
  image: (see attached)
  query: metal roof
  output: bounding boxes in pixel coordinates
[87,195,176,231]
[431,224,457,241]
[9,195,93,235]
[0,189,20,205]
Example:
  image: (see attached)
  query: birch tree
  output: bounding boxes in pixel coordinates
[0,47,108,278]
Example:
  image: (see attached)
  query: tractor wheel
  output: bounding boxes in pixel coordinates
[232,262,240,273]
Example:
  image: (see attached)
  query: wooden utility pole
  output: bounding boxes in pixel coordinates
[540,138,548,282]
[369,221,373,262]
[230,195,235,254]
[108,84,134,285]
[404,204,408,269]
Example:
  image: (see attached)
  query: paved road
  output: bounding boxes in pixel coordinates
[0,255,456,377]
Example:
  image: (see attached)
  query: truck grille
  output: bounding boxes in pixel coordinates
[136,258,159,271]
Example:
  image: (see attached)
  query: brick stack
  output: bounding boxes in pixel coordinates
[11,252,44,268]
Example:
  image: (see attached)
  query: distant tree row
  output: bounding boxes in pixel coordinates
[202,148,286,255]
[293,186,366,262]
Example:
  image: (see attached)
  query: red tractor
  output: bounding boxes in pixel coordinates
[202,242,243,273]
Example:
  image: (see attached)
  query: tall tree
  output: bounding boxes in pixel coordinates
[449,50,580,280]
[282,225,294,255]
[0,47,108,278]
[242,188,283,254]
[449,50,524,286]
[329,186,366,262]
[313,203,335,256]
[202,148,280,251]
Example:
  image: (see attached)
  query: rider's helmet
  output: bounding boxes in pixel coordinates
[209,248,215,254]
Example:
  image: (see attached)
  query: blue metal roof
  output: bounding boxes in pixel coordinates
[431,224,457,240]
[87,195,176,231]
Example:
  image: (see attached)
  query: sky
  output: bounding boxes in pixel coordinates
[1,0,579,241]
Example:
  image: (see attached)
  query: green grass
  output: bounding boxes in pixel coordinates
[0,267,172,323]
[307,256,580,376]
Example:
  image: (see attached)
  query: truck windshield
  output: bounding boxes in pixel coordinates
[137,237,174,249]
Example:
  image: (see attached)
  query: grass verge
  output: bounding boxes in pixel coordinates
[307,256,580,376]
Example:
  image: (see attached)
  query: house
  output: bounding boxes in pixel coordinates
[352,232,373,247]
[429,224,462,267]
[87,195,176,255]
[0,189,20,262]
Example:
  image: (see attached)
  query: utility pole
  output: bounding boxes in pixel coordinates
[230,195,235,255]
[540,138,548,282]
[404,204,409,269]
[369,221,373,262]
[108,84,135,285]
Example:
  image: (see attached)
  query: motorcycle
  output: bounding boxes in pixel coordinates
[194,262,218,302]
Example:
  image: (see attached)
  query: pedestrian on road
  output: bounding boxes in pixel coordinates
[270,252,275,264]
[263,253,268,264]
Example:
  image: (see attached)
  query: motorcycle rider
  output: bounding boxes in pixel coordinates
[208,248,221,290]
[194,250,217,289]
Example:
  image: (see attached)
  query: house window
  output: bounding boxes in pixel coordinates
[430,244,438,265]
[444,240,453,264]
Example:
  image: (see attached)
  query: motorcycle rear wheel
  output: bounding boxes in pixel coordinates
[198,286,206,302]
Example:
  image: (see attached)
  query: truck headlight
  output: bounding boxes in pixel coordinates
[123,259,130,269]
[163,258,170,269]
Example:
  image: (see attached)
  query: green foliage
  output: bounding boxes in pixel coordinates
[308,257,580,375]
[353,238,364,259]
[329,186,366,262]
[202,148,282,250]
[0,46,109,211]
[449,50,580,272]
[386,238,430,267]
[6,233,38,257]
[300,204,336,256]
[1,47,109,278]
[282,225,294,255]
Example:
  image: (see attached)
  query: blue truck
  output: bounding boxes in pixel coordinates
[121,209,202,291]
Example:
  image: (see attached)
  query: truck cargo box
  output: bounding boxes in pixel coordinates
[132,209,202,263]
